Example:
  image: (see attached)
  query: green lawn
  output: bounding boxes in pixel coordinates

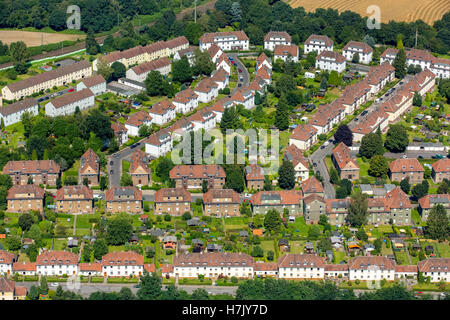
[333,250,348,263]
[260,240,275,253]
[412,282,450,292]
[291,217,310,236]
[394,250,410,265]
[435,242,450,258]
[122,160,130,173]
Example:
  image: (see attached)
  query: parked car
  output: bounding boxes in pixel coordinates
[238,68,243,73]
[313,163,317,167]
[110,161,114,165]
[403,154,408,159]
[361,110,368,116]
[110,170,114,174]
[68,88,75,92]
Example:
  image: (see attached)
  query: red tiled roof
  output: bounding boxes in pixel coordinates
[169,165,226,179]
[56,185,93,201]
[325,264,348,271]
[265,31,291,42]
[81,74,105,88]
[173,252,253,267]
[389,158,424,173]
[3,160,60,175]
[278,254,326,268]
[290,124,318,142]
[125,110,152,127]
[418,194,450,210]
[348,256,395,270]
[13,262,36,272]
[14,286,27,296]
[194,77,218,93]
[303,193,325,205]
[418,258,450,273]
[395,265,417,273]
[305,35,333,47]
[316,50,346,63]
[326,198,351,213]
[154,188,191,203]
[79,262,102,272]
[381,48,398,58]
[406,48,435,62]
[101,251,144,266]
[160,264,174,274]
[0,278,15,293]
[332,142,359,170]
[7,184,45,200]
[149,99,175,115]
[0,250,16,264]
[245,164,264,181]
[274,44,298,58]
[284,144,309,169]
[49,88,94,109]
[0,98,37,117]
[200,31,249,43]
[36,251,78,265]
[343,41,373,54]
[254,261,278,271]
[301,176,324,194]
[251,190,303,206]
[432,158,450,173]
[144,264,156,273]
[130,57,171,75]
[111,121,127,134]
[173,88,198,104]
[80,148,99,175]
[207,44,221,58]
[351,110,388,135]
[130,150,150,175]
[385,187,411,210]
[203,189,240,204]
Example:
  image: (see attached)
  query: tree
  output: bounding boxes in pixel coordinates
[339,179,353,196]
[334,125,353,146]
[86,29,100,55]
[18,213,34,231]
[264,209,282,234]
[413,91,422,107]
[385,124,408,153]
[40,276,49,295]
[392,48,407,79]
[347,192,369,227]
[192,48,215,76]
[82,244,93,262]
[10,41,30,73]
[224,165,245,193]
[28,285,40,300]
[97,56,114,82]
[336,187,348,199]
[6,235,21,251]
[120,173,133,187]
[263,176,273,191]
[352,52,360,63]
[275,95,290,131]
[240,201,252,217]
[412,181,429,200]
[328,70,340,86]
[230,1,242,23]
[201,180,209,194]
[400,178,410,194]
[356,227,369,241]
[182,212,192,221]
[111,61,127,81]
[318,238,332,252]
[137,271,162,300]
[437,180,450,194]
[145,70,165,96]
[93,238,109,260]
[251,245,264,257]
[220,106,241,133]
[156,157,174,182]
[172,56,193,83]
[305,51,317,69]
[359,133,384,158]
[100,176,107,191]
[191,288,209,300]
[308,225,321,240]
[369,155,389,177]
[278,160,296,190]
[106,217,133,245]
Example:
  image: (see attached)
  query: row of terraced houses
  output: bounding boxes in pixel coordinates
[1,250,448,283]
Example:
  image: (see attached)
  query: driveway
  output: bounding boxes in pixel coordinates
[108,141,147,187]
[227,53,250,94]
[310,143,336,199]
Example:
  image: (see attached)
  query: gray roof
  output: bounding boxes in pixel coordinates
[430,197,450,204]
[150,228,165,236]
[305,242,314,249]
[114,188,135,197]
[0,98,37,117]
[261,193,281,201]
[239,231,249,237]
[192,239,204,245]
[163,235,177,242]
[359,184,372,192]
[409,142,444,147]
[331,200,350,209]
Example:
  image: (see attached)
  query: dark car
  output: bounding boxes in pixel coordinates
[238,68,243,73]
[133,284,141,288]
[238,83,242,87]
[110,170,114,174]
[110,161,114,165]
[313,163,317,167]
[130,144,137,149]
[418,155,423,159]
[361,110,368,116]
[38,98,44,102]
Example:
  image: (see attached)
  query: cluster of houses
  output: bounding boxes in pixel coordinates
[1,250,448,286]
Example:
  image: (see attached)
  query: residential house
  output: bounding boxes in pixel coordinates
[326,198,351,225]
[264,31,292,51]
[254,262,278,278]
[144,130,173,158]
[289,124,318,150]
[351,110,389,143]
[169,165,226,190]
[55,185,94,214]
[325,264,349,279]
[111,121,129,146]
[36,250,79,276]
[173,252,254,279]
[418,258,450,282]
[418,194,450,221]
[12,262,36,276]
[316,51,346,73]
[199,31,249,51]
[304,35,334,55]
[207,44,223,63]
[173,46,196,66]
[7,184,45,214]
[273,44,299,62]
[251,190,303,216]
[388,158,424,184]
[380,48,399,65]
[0,98,38,127]
[284,144,309,183]
[76,74,106,95]
[331,142,360,180]
[277,254,326,280]
[301,176,324,197]
[78,263,102,276]
[148,99,176,125]
[0,250,17,276]
[303,194,326,224]
[0,278,27,300]
[194,77,219,103]
[101,251,144,277]
[79,148,100,186]
[45,88,95,117]
[245,164,265,190]
[342,41,373,64]
[384,187,412,225]
[348,256,396,281]
[187,108,217,131]
[431,158,450,183]
[3,160,61,186]
[203,189,240,217]
[172,88,199,114]
[129,150,151,186]
[126,57,171,82]
[154,188,191,216]
[211,67,230,90]
[255,53,272,71]
[125,110,152,137]
[2,60,92,101]
[105,186,143,214]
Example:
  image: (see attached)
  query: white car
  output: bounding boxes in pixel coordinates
[50,283,59,287]
[244,193,251,198]
[403,154,408,159]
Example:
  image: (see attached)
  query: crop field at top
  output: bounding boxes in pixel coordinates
[0,30,85,47]
[288,0,450,25]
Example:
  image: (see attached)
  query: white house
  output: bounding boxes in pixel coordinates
[199,31,249,51]
[36,251,78,276]
[126,57,171,83]
[316,51,346,73]
[284,144,309,182]
[145,130,173,158]
[125,110,152,137]
[211,67,229,90]
[289,124,318,151]
[304,35,333,55]
[111,121,129,145]
[101,252,144,277]
[148,99,176,125]
[277,254,326,280]
[430,58,450,79]
[78,263,102,276]
[172,88,199,114]
[194,78,219,103]
[45,88,95,117]
[418,258,450,283]
[173,46,196,66]
[342,41,373,64]
[215,54,232,75]
[274,44,299,63]
[12,262,36,276]
[380,48,399,65]
[0,98,38,127]
[230,88,255,110]
[255,53,272,71]
[207,44,223,63]
[348,256,396,281]
[188,109,217,132]
[173,252,254,279]
[76,74,106,96]
[264,31,292,51]
[254,262,278,278]
[0,250,16,276]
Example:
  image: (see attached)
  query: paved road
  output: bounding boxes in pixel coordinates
[310,75,411,199]
[228,53,250,93]
[108,142,148,187]
[347,62,371,74]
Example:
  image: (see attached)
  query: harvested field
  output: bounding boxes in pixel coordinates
[0,30,85,47]
[288,0,450,25]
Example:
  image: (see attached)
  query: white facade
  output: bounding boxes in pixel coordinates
[45,91,95,117]
[195,87,219,103]
[36,264,78,276]
[148,108,176,126]
[102,265,144,277]
[200,34,249,52]
[349,268,395,281]
[0,100,38,127]
[173,98,198,114]
[304,40,333,54]
[343,47,373,64]
[126,63,171,83]
[0,262,13,275]
[216,59,231,75]
[76,81,106,96]
[145,134,173,158]
[316,55,346,73]
[278,266,325,279]
[264,38,291,51]
[174,265,253,279]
